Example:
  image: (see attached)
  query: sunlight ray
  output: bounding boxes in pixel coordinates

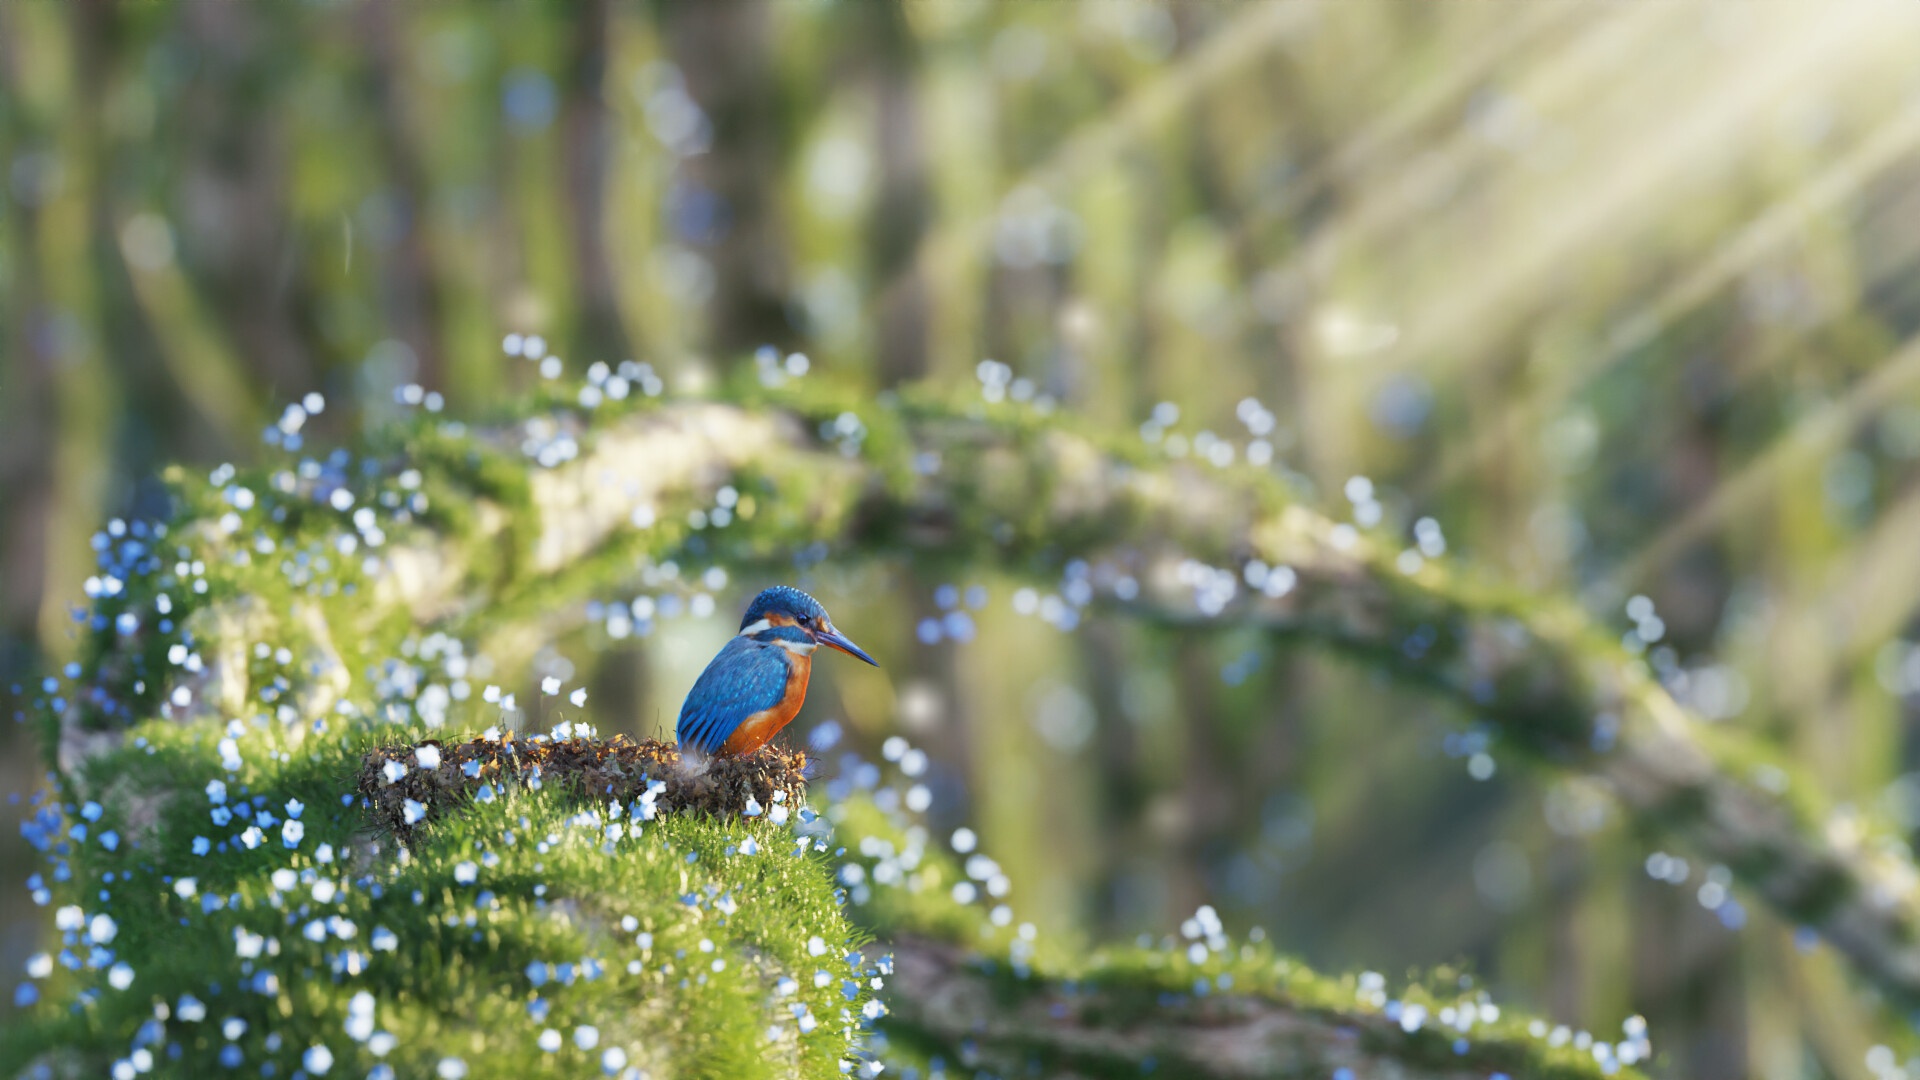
[1379,1,1893,385]
[882,0,1326,345]
[1794,479,1920,698]
[1427,102,1920,492]
[1609,331,1920,594]
[1220,0,1590,246]
[1272,0,1682,269]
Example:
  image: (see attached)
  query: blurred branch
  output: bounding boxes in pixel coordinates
[850,2,930,385]
[0,0,60,652]
[661,1,793,360]
[359,0,449,389]
[18,2,120,657]
[171,3,316,395]
[885,933,1609,1080]
[1612,332,1920,592]
[559,0,631,363]
[116,223,267,449]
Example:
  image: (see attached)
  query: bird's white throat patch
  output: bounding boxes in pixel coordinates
[739,617,817,655]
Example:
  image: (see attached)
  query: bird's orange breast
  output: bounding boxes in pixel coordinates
[719,651,812,756]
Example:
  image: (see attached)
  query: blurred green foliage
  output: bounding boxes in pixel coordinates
[9,2,1920,1076]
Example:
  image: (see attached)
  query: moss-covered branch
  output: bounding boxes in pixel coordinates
[832,799,1649,1079]
[11,379,1906,1076]
[883,933,1634,1080]
[225,384,1915,1011]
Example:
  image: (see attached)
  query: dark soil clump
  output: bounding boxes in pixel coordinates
[356,734,807,838]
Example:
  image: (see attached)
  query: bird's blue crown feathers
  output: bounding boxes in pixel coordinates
[740,585,828,630]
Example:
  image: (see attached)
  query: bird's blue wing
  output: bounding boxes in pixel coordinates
[676,637,791,754]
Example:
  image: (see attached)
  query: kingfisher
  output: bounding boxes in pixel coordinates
[675,586,877,757]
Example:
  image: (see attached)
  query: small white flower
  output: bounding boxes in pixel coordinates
[345,991,376,1042]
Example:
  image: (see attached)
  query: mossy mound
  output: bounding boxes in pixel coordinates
[3,715,872,1080]
[356,736,809,839]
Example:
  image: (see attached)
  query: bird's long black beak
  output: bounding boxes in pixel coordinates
[816,624,878,666]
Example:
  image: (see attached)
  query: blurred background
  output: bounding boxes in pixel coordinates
[9,2,1920,1075]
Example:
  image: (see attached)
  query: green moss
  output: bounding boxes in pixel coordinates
[834,798,1650,1080]
[7,714,875,1079]
[25,381,1899,1073]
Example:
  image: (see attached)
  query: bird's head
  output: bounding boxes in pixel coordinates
[739,586,878,666]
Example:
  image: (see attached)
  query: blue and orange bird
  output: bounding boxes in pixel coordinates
[675,586,877,758]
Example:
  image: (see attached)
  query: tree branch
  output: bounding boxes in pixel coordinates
[882,934,1637,1080]
[64,391,1920,1012]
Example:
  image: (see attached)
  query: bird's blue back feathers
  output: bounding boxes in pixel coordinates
[675,633,794,754]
